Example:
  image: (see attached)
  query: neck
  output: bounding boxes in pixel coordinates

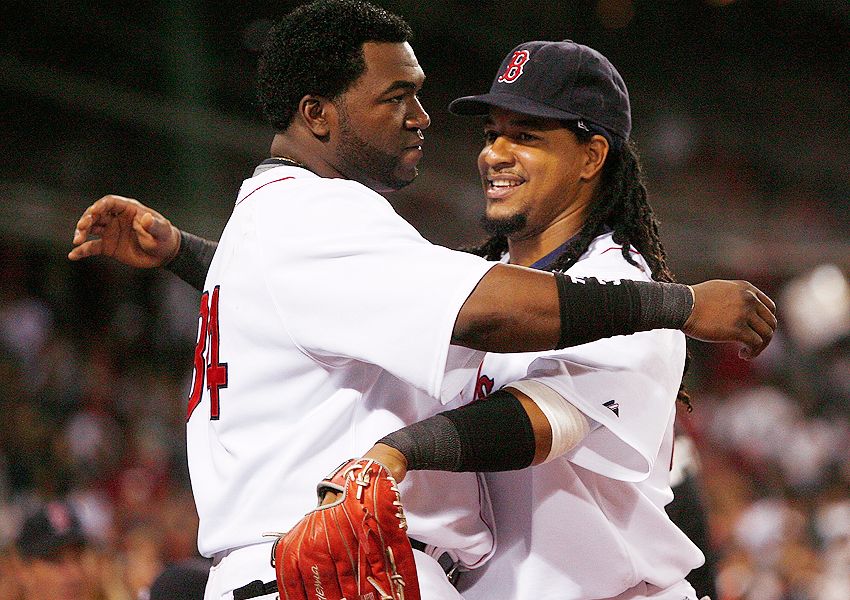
[507,206,589,268]
[269,132,342,180]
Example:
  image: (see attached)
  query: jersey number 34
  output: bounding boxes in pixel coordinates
[187,286,228,421]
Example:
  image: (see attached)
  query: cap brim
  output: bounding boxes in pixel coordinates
[448,92,583,122]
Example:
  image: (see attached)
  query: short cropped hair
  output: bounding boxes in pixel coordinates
[257,0,413,132]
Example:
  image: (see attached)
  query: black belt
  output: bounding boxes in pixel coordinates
[233,579,276,600]
[233,537,459,599]
[409,538,461,586]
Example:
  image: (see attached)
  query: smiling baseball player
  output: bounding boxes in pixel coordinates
[353,41,718,600]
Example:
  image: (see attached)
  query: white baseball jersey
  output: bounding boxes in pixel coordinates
[186,164,497,577]
[449,232,705,600]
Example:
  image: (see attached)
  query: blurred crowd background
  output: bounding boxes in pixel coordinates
[1,1,848,599]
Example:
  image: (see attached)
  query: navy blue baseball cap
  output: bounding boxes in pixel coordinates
[449,40,631,143]
[15,502,86,559]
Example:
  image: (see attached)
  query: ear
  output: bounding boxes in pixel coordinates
[580,134,609,181]
[297,95,336,139]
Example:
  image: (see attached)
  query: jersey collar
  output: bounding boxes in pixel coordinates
[253,157,310,177]
[528,225,613,271]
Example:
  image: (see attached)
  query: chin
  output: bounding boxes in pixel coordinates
[385,169,418,191]
[480,211,527,236]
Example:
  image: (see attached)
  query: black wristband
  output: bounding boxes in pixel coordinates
[635,278,693,331]
[165,230,218,292]
[378,390,536,473]
[554,273,693,348]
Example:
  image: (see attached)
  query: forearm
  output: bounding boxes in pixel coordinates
[372,387,573,482]
[165,230,218,291]
[453,264,692,352]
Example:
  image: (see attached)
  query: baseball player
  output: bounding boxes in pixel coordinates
[348,41,721,599]
[67,3,776,599]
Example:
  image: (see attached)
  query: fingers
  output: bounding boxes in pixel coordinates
[319,491,341,506]
[736,315,775,360]
[749,311,775,346]
[134,212,180,263]
[737,285,777,360]
[67,239,103,261]
[72,214,92,245]
[753,294,778,332]
[72,197,119,246]
[737,328,762,360]
[137,211,169,240]
[71,195,141,244]
[744,281,776,315]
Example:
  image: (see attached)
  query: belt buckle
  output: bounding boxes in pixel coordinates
[436,552,460,585]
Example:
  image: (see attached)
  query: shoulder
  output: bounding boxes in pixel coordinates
[239,168,387,207]
[240,169,407,236]
[567,231,652,282]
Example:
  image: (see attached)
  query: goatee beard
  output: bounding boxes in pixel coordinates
[337,106,412,191]
[479,213,527,236]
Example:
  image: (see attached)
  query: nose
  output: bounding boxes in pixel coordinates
[406,96,431,131]
[481,134,514,169]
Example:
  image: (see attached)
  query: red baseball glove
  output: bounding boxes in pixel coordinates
[272,458,420,600]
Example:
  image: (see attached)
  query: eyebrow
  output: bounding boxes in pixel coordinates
[380,80,421,95]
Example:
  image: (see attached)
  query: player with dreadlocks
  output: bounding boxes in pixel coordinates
[470,123,672,277]
[467,118,695,406]
[360,41,715,600]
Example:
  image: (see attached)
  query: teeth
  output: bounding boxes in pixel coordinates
[490,180,522,188]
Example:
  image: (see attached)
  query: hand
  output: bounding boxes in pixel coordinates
[320,444,408,506]
[68,195,180,268]
[274,459,420,600]
[684,280,777,359]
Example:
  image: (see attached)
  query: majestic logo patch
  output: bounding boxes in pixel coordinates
[603,399,620,416]
[498,50,530,83]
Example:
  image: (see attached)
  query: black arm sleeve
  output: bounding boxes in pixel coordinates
[377,390,536,473]
[554,273,692,348]
[165,230,218,292]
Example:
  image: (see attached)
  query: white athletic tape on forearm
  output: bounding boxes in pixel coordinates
[506,380,590,463]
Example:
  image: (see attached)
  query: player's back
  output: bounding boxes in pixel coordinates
[186,164,495,559]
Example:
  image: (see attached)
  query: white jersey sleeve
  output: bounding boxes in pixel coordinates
[244,171,495,401]
[515,237,686,481]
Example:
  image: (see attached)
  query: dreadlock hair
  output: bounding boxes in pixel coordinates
[257,0,412,132]
[465,121,692,409]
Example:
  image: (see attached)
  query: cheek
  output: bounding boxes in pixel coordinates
[477,151,489,181]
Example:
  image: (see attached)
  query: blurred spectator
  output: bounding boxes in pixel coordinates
[8,501,89,600]
[148,557,210,600]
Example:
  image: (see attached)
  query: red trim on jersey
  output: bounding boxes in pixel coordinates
[235,177,295,206]
[600,246,641,255]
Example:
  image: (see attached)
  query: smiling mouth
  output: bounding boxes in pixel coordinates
[486,177,525,197]
[489,179,523,188]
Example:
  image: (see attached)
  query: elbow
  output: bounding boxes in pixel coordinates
[451,309,508,351]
